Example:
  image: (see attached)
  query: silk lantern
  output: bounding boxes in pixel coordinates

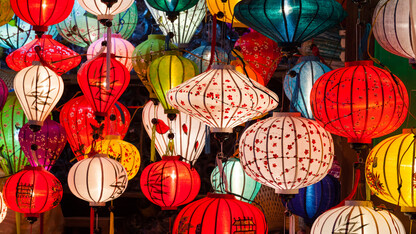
[167,64,279,133]
[140,156,201,210]
[78,0,135,20]
[239,112,334,194]
[211,158,261,203]
[145,0,199,21]
[184,45,229,73]
[310,60,409,144]
[173,193,267,233]
[68,154,128,206]
[0,192,6,224]
[283,56,331,119]
[2,166,63,221]
[230,56,265,86]
[0,0,14,27]
[18,119,67,171]
[0,78,7,112]
[207,0,246,27]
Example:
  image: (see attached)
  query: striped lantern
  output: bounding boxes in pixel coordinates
[184,45,229,73]
[207,0,246,27]
[78,0,135,20]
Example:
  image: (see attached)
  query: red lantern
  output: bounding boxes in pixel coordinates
[173,193,268,233]
[311,61,409,143]
[140,156,200,210]
[59,95,131,161]
[77,53,130,120]
[2,166,63,222]
[6,35,81,76]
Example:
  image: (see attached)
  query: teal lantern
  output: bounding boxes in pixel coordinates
[145,0,199,21]
[185,44,229,73]
[211,158,261,203]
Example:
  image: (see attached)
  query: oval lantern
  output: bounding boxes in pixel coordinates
[207,0,246,28]
[2,166,63,221]
[239,112,334,194]
[173,193,268,233]
[140,156,201,210]
[310,60,409,144]
[0,192,7,224]
[68,154,128,206]
[78,0,135,20]
[211,157,261,203]
[167,64,279,133]
[145,0,199,18]
[0,0,14,27]
[184,44,229,73]
[18,119,67,171]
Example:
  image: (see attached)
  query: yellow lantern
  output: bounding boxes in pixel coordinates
[207,0,247,28]
[0,0,13,27]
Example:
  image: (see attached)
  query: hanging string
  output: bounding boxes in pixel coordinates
[216,141,229,193]
[16,212,21,234]
[205,126,211,154]
[109,201,114,234]
[207,14,217,71]
[106,22,112,91]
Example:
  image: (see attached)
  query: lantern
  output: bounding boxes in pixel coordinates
[87,135,141,180]
[14,64,64,130]
[0,192,6,224]
[0,0,13,27]
[311,200,405,233]
[234,0,347,49]
[57,0,138,47]
[211,158,261,203]
[0,78,7,112]
[207,0,246,28]
[87,34,134,71]
[167,64,279,133]
[145,0,206,47]
[18,119,67,171]
[145,0,199,19]
[239,112,334,194]
[148,51,199,114]
[230,56,265,86]
[60,96,130,161]
[173,193,267,233]
[140,156,200,210]
[6,35,81,75]
[283,56,331,119]
[2,166,63,220]
[77,53,130,119]
[184,45,229,73]
[68,154,128,206]
[310,60,409,144]
[78,0,135,20]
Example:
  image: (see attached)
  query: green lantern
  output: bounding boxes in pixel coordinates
[148,51,199,114]
[0,92,28,175]
[145,0,199,21]
[132,34,177,99]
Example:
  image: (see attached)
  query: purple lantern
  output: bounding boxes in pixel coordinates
[0,78,8,111]
[18,119,67,171]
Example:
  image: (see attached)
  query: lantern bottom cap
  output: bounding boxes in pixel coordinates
[347,138,372,144]
[28,120,43,127]
[97,15,114,20]
[90,202,106,207]
[210,128,233,133]
[161,206,177,210]
[24,213,40,218]
[275,189,299,194]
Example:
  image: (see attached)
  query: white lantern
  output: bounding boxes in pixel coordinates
[311,200,405,233]
[0,192,6,224]
[13,64,64,129]
[239,112,334,194]
[67,154,128,206]
[87,33,135,71]
[78,0,135,20]
[167,64,278,133]
[142,101,206,165]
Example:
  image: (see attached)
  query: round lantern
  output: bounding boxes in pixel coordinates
[167,64,279,133]
[207,0,246,28]
[14,64,64,130]
[239,112,334,194]
[87,135,141,180]
[0,78,7,112]
[3,166,63,220]
[57,1,138,47]
[311,200,405,233]
[18,119,67,171]
[145,0,199,17]
[77,53,130,119]
[140,156,200,210]
[68,154,128,206]
[78,0,135,20]
[230,56,265,86]
[6,35,81,75]
[148,51,199,114]
[0,192,7,224]
[283,56,331,119]
[172,193,267,233]
[60,95,130,161]
[0,0,14,27]
[184,45,229,73]
[211,158,261,203]
[310,60,409,144]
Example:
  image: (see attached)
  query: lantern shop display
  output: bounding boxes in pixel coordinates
[239,112,334,194]
[167,64,278,133]
[207,0,246,28]
[140,156,200,210]
[0,192,6,224]
[145,0,199,17]
[184,45,229,73]
[0,0,14,27]
[78,0,135,20]
[173,193,267,233]
[310,60,409,144]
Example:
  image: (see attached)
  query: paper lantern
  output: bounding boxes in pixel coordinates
[77,53,130,119]
[148,51,199,114]
[0,78,7,112]
[311,200,405,233]
[310,60,409,144]
[18,119,67,171]
[211,158,261,203]
[145,0,206,47]
[6,35,81,75]
[78,0,135,20]
[0,192,6,224]
[142,101,206,165]
[3,166,63,220]
[140,156,200,210]
[145,0,199,16]
[14,64,64,130]
[207,0,246,27]
[173,193,267,233]
[0,0,13,27]
[283,56,331,119]
[230,57,265,86]
[167,64,279,133]
[239,112,334,194]
[60,95,130,161]
[184,45,229,73]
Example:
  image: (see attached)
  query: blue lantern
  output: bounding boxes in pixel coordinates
[185,44,229,72]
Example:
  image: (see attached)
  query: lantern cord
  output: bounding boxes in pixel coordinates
[207,14,217,71]
[16,212,21,234]
[355,4,362,61]
[40,213,44,234]
[90,207,94,234]
[106,24,112,91]
[411,220,413,234]
[216,141,229,193]
[109,201,114,234]
[96,210,99,234]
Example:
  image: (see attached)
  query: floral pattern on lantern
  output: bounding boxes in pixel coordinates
[185,45,229,73]
[78,0,135,20]
[0,192,6,224]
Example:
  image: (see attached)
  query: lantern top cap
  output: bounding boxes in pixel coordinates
[345,60,373,67]
[345,200,373,207]
[299,56,320,62]
[104,34,122,39]
[23,166,44,171]
[148,34,166,40]
[212,64,235,70]
[92,154,108,158]
[162,155,182,161]
[35,35,53,39]
[272,112,302,117]
[207,193,236,199]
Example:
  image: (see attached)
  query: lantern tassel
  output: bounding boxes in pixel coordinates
[205,126,211,154]
[109,201,114,234]
[16,212,21,234]
[151,122,156,162]
[90,207,94,234]
[106,23,112,91]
